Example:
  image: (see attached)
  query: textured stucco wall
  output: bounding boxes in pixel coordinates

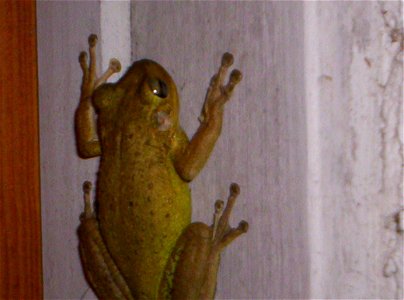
[305,1,403,299]
[131,2,309,299]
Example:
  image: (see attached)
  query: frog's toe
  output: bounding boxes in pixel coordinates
[211,199,224,240]
[230,69,242,84]
[221,70,243,102]
[221,52,234,68]
[109,58,122,73]
[95,58,122,88]
[79,51,89,83]
[79,51,88,65]
[88,34,98,47]
[229,182,240,196]
[238,220,249,233]
[218,220,249,250]
[80,181,94,220]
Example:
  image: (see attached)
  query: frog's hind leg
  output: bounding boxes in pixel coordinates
[160,183,248,300]
[78,181,134,300]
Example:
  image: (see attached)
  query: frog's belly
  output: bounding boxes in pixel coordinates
[97,158,191,299]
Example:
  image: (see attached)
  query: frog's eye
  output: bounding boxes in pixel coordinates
[148,78,168,98]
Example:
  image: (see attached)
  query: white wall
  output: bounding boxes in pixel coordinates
[37,1,100,299]
[305,2,403,299]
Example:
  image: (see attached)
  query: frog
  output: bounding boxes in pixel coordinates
[75,34,248,300]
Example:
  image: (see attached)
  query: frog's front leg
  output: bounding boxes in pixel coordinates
[75,34,121,158]
[174,53,242,181]
[78,182,134,300]
[160,183,248,300]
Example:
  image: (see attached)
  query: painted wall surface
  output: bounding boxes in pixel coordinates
[131,2,309,299]
[305,2,403,299]
[37,2,100,299]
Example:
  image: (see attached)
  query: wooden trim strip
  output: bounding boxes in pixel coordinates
[0,0,43,298]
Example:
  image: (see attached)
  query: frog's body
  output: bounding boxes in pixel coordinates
[75,35,247,300]
[96,60,191,298]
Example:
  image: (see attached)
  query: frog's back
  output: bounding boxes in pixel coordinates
[93,60,191,298]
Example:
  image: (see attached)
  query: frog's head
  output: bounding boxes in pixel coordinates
[93,59,179,131]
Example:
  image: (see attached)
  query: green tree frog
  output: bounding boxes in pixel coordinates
[75,34,248,300]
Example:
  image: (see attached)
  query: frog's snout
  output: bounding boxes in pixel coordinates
[156,111,172,131]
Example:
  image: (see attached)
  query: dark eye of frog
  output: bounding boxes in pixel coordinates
[148,78,168,99]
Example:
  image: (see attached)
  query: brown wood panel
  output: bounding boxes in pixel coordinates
[0,0,43,299]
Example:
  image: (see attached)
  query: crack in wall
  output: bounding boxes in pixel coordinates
[379,1,403,198]
[383,211,404,299]
[376,1,403,194]
[377,2,404,298]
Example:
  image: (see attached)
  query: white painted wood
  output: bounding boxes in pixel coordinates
[37,2,100,299]
[38,1,133,298]
[100,0,131,83]
[305,1,403,299]
[37,1,131,299]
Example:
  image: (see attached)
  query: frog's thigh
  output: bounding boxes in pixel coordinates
[170,223,220,300]
[78,218,134,300]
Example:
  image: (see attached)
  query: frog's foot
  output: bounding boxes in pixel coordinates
[199,53,243,123]
[79,34,121,98]
[211,183,249,250]
[164,183,248,300]
[78,181,134,300]
[198,183,248,299]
